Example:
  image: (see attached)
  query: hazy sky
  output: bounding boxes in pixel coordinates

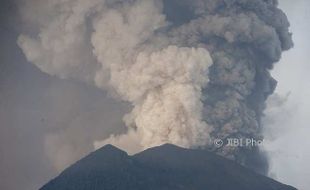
[0,1,129,189]
[0,1,309,190]
[262,1,310,190]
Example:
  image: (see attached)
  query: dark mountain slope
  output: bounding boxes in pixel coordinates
[40,144,297,190]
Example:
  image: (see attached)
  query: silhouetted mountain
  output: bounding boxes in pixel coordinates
[40,144,297,190]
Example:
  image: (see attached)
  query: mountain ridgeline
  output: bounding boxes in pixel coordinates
[40,144,296,190]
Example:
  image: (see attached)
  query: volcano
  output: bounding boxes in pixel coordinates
[40,144,296,190]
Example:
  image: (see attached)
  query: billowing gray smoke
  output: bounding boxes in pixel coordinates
[17,0,292,174]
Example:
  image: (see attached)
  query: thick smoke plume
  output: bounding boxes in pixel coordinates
[18,0,292,173]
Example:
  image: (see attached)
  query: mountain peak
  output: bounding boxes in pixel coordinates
[96,144,126,154]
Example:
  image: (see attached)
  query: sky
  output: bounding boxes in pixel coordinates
[0,0,309,190]
[0,1,129,189]
[262,1,310,189]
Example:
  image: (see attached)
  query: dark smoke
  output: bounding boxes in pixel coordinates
[17,0,293,175]
[161,0,293,173]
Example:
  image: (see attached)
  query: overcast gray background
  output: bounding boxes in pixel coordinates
[0,0,309,190]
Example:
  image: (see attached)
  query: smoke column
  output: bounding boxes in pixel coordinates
[18,0,293,174]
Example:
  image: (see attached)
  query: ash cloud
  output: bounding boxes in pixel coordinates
[17,0,293,174]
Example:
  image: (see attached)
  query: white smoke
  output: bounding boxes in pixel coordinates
[95,46,213,152]
[18,0,213,154]
[17,0,294,177]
